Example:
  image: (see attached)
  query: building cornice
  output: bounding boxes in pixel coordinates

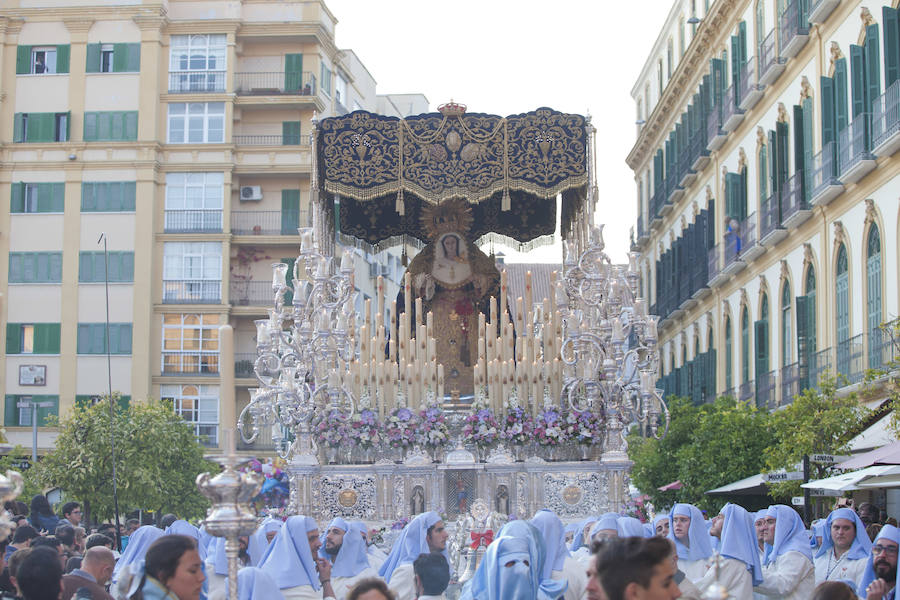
[165,19,241,35]
[626,0,741,172]
[0,17,25,35]
[1,4,165,22]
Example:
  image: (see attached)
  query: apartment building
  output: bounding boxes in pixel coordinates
[629,0,900,409]
[0,0,426,453]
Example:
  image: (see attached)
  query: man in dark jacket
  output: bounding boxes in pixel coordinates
[60,547,115,600]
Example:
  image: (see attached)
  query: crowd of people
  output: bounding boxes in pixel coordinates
[2,493,897,600]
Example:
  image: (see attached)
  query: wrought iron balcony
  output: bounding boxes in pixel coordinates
[836,333,865,386]
[756,369,778,410]
[781,170,811,228]
[231,210,308,236]
[738,381,755,403]
[808,346,832,390]
[235,353,257,378]
[168,71,227,93]
[230,280,276,307]
[706,107,727,151]
[872,79,900,156]
[780,362,801,407]
[233,134,312,146]
[234,71,317,96]
[164,209,223,233]
[688,126,711,171]
[837,112,876,183]
[162,280,221,304]
[161,351,219,375]
[810,141,843,206]
[707,244,727,287]
[738,57,765,111]
[759,190,786,247]
[778,0,810,58]
[651,185,667,223]
[721,85,745,132]
[758,29,786,86]
[808,0,840,23]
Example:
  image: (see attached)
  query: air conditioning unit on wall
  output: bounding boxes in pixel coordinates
[240,186,262,201]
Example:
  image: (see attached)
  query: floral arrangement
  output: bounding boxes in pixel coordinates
[463,406,500,448]
[315,409,350,448]
[390,516,410,531]
[533,408,564,446]
[417,405,449,448]
[622,493,651,523]
[385,407,420,448]
[563,410,601,445]
[349,409,381,449]
[501,405,534,446]
[241,457,290,511]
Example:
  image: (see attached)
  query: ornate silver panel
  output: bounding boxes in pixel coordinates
[542,472,609,517]
[319,475,377,520]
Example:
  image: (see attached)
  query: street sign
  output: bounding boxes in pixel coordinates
[763,471,804,482]
[810,454,850,464]
[809,488,844,497]
[791,496,805,506]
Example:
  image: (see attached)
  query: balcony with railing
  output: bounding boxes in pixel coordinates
[164,209,223,233]
[235,353,257,379]
[677,150,697,188]
[234,71,317,97]
[689,125,711,171]
[868,323,899,370]
[723,212,762,274]
[808,0,840,24]
[706,106,727,151]
[162,280,221,304]
[161,351,219,375]
[836,333,865,386]
[778,0,810,58]
[758,29,786,86]
[233,133,312,146]
[230,280,274,307]
[721,85,745,132]
[872,79,900,156]
[231,210,307,237]
[780,362,800,407]
[756,369,778,410]
[707,244,727,287]
[665,170,684,206]
[168,71,227,93]
[810,141,843,206]
[738,57,765,111]
[808,347,832,390]
[738,380,755,403]
[781,170,811,228]
[837,112,876,183]
[636,215,649,243]
[651,185,667,224]
[759,190,787,247]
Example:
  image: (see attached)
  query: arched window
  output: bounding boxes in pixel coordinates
[757,293,770,382]
[741,306,750,384]
[758,144,768,205]
[836,243,850,377]
[805,266,816,356]
[781,282,792,367]
[755,0,765,50]
[867,225,883,368]
[725,316,733,391]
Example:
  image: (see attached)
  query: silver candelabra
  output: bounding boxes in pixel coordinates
[237,227,357,464]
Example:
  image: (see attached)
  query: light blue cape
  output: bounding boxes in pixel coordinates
[717,503,763,585]
[258,515,321,590]
[322,518,371,578]
[377,511,447,582]
[815,507,871,561]
[112,525,165,582]
[764,505,813,565]
[225,566,285,600]
[856,524,900,598]
[497,519,567,600]
[568,515,599,551]
[460,535,565,600]
[530,510,570,577]
[668,503,713,561]
[616,516,646,538]
[248,518,283,566]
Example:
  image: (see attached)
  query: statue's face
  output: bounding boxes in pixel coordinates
[442,235,459,257]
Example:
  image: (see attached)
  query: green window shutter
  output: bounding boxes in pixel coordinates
[835,59,849,132]
[768,129,778,195]
[730,35,741,94]
[885,7,900,88]
[754,319,769,377]
[850,45,866,118]
[775,122,789,195]
[112,43,130,72]
[13,114,25,143]
[81,183,95,211]
[281,189,300,234]
[50,252,62,282]
[16,46,31,74]
[124,112,138,140]
[10,183,24,213]
[36,113,56,143]
[65,111,71,142]
[78,252,92,282]
[865,24,881,109]
[4,397,16,427]
[55,45,70,73]
[795,295,809,390]
[77,324,92,354]
[34,323,60,354]
[285,53,303,91]
[821,76,836,148]
[122,182,136,211]
[6,325,21,354]
[126,43,141,72]
[739,168,748,220]
[793,105,806,201]
[85,44,101,73]
[84,112,98,141]
[35,396,58,426]
[282,121,301,145]
[8,254,22,282]
[281,258,296,305]
[116,324,132,354]
[122,252,135,281]
[37,183,64,213]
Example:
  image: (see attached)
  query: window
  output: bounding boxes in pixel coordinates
[724,169,748,221]
[741,307,750,383]
[3,395,58,427]
[849,24,880,120]
[667,39,674,78]
[169,34,226,92]
[6,323,60,354]
[679,18,685,57]
[9,252,63,283]
[835,243,850,377]
[282,121,302,145]
[758,145,768,205]
[167,103,225,143]
[81,182,136,212]
[16,45,69,74]
[86,43,141,73]
[866,225,882,368]
[84,112,138,141]
[164,173,224,232]
[755,0,765,49]
[657,60,664,97]
[10,182,64,213]
[162,242,222,303]
[13,112,70,143]
[725,316,733,390]
[79,251,135,283]
[77,323,132,354]
[160,384,218,446]
[335,74,347,107]
[805,266,816,356]
[161,315,219,374]
[781,282,792,366]
[320,62,332,95]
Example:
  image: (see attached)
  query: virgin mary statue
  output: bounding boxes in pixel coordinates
[400,199,500,398]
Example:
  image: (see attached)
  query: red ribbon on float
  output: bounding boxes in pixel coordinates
[470,530,494,549]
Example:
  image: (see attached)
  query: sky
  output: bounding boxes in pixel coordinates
[324,0,674,263]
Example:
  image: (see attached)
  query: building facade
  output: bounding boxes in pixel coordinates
[0,0,426,453]
[629,0,899,409]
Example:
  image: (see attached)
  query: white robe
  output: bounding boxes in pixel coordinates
[679,557,709,583]
[753,547,768,600]
[333,567,379,600]
[813,550,868,587]
[367,546,388,572]
[696,556,753,600]
[282,584,331,600]
[678,575,702,600]
[552,556,588,600]
[572,546,592,567]
[754,551,815,600]
[387,562,416,600]
[205,565,225,600]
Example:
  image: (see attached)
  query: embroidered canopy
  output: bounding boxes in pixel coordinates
[315,106,590,250]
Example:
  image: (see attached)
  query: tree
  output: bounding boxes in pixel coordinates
[0,445,45,503]
[764,374,870,499]
[34,396,215,524]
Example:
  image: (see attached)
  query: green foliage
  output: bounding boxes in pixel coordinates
[629,396,774,513]
[864,320,900,437]
[34,395,215,523]
[0,445,44,502]
[764,374,869,498]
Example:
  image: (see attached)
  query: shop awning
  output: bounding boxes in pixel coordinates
[836,440,900,470]
[801,465,900,492]
[706,474,768,496]
[658,480,683,491]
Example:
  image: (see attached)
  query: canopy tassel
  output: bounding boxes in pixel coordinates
[501,188,511,211]
[396,189,405,216]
